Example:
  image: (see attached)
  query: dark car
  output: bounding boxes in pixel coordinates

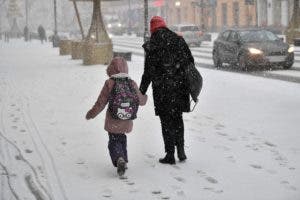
[213,29,294,70]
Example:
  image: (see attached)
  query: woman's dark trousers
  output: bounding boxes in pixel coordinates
[108,133,128,167]
[159,113,184,155]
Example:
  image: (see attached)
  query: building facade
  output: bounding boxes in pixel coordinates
[140,0,258,31]
[257,0,293,28]
[103,0,295,33]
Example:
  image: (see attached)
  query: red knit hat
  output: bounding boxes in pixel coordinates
[150,16,166,34]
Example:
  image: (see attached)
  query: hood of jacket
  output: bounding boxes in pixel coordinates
[106,57,128,77]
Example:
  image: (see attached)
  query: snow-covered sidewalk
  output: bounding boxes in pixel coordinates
[0,40,299,200]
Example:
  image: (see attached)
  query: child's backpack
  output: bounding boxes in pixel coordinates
[108,77,139,120]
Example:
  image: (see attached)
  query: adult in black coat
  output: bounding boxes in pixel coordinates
[140,16,195,164]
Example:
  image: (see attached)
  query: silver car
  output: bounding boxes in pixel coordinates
[169,24,203,47]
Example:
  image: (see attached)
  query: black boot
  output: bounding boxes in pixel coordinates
[177,146,187,161]
[159,153,175,165]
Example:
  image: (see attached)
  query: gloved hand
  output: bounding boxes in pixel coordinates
[85,110,94,120]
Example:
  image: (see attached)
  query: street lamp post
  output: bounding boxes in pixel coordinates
[144,0,149,42]
[200,0,205,30]
[128,0,132,35]
[175,1,181,24]
[24,0,29,41]
[54,0,57,35]
[52,0,59,47]
[25,0,28,26]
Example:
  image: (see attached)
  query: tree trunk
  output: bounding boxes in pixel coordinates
[72,0,85,40]
[87,0,110,43]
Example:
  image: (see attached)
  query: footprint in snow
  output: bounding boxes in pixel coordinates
[11,126,18,129]
[15,155,23,160]
[196,170,206,177]
[10,104,16,107]
[171,185,181,190]
[285,185,297,191]
[177,190,185,196]
[76,158,85,165]
[204,187,223,194]
[266,169,277,174]
[129,189,139,193]
[25,149,33,154]
[145,153,155,159]
[161,196,170,199]
[226,156,236,163]
[214,123,225,130]
[152,190,162,195]
[20,129,26,133]
[281,181,297,191]
[174,177,185,183]
[228,137,238,142]
[172,165,181,170]
[204,115,214,120]
[248,131,256,136]
[250,164,262,169]
[206,177,218,184]
[102,189,112,198]
[264,141,276,147]
[216,132,228,137]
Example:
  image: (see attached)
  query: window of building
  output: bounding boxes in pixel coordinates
[222,3,227,27]
[233,2,239,27]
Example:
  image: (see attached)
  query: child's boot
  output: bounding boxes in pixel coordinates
[117,157,126,176]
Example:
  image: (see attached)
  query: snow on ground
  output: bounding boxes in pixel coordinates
[0,39,300,200]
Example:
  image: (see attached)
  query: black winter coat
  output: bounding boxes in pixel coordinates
[140,28,194,116]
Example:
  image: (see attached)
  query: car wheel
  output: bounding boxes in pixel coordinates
[283,62,293,69]
[213,50,222,68]
[238,55,248,71]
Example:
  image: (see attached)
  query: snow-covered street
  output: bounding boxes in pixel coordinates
[0,39,300,200]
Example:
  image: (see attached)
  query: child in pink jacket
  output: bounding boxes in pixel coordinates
[86,57,147,177]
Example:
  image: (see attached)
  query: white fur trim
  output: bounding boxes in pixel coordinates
[111,73,131,78]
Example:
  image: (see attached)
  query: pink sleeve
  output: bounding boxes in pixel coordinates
[88,80,111,118]
[132,81,147,106]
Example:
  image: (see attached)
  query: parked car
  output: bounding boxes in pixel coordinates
[169,24,204,47]
[213,28,294,70]
[106,20,126,36]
